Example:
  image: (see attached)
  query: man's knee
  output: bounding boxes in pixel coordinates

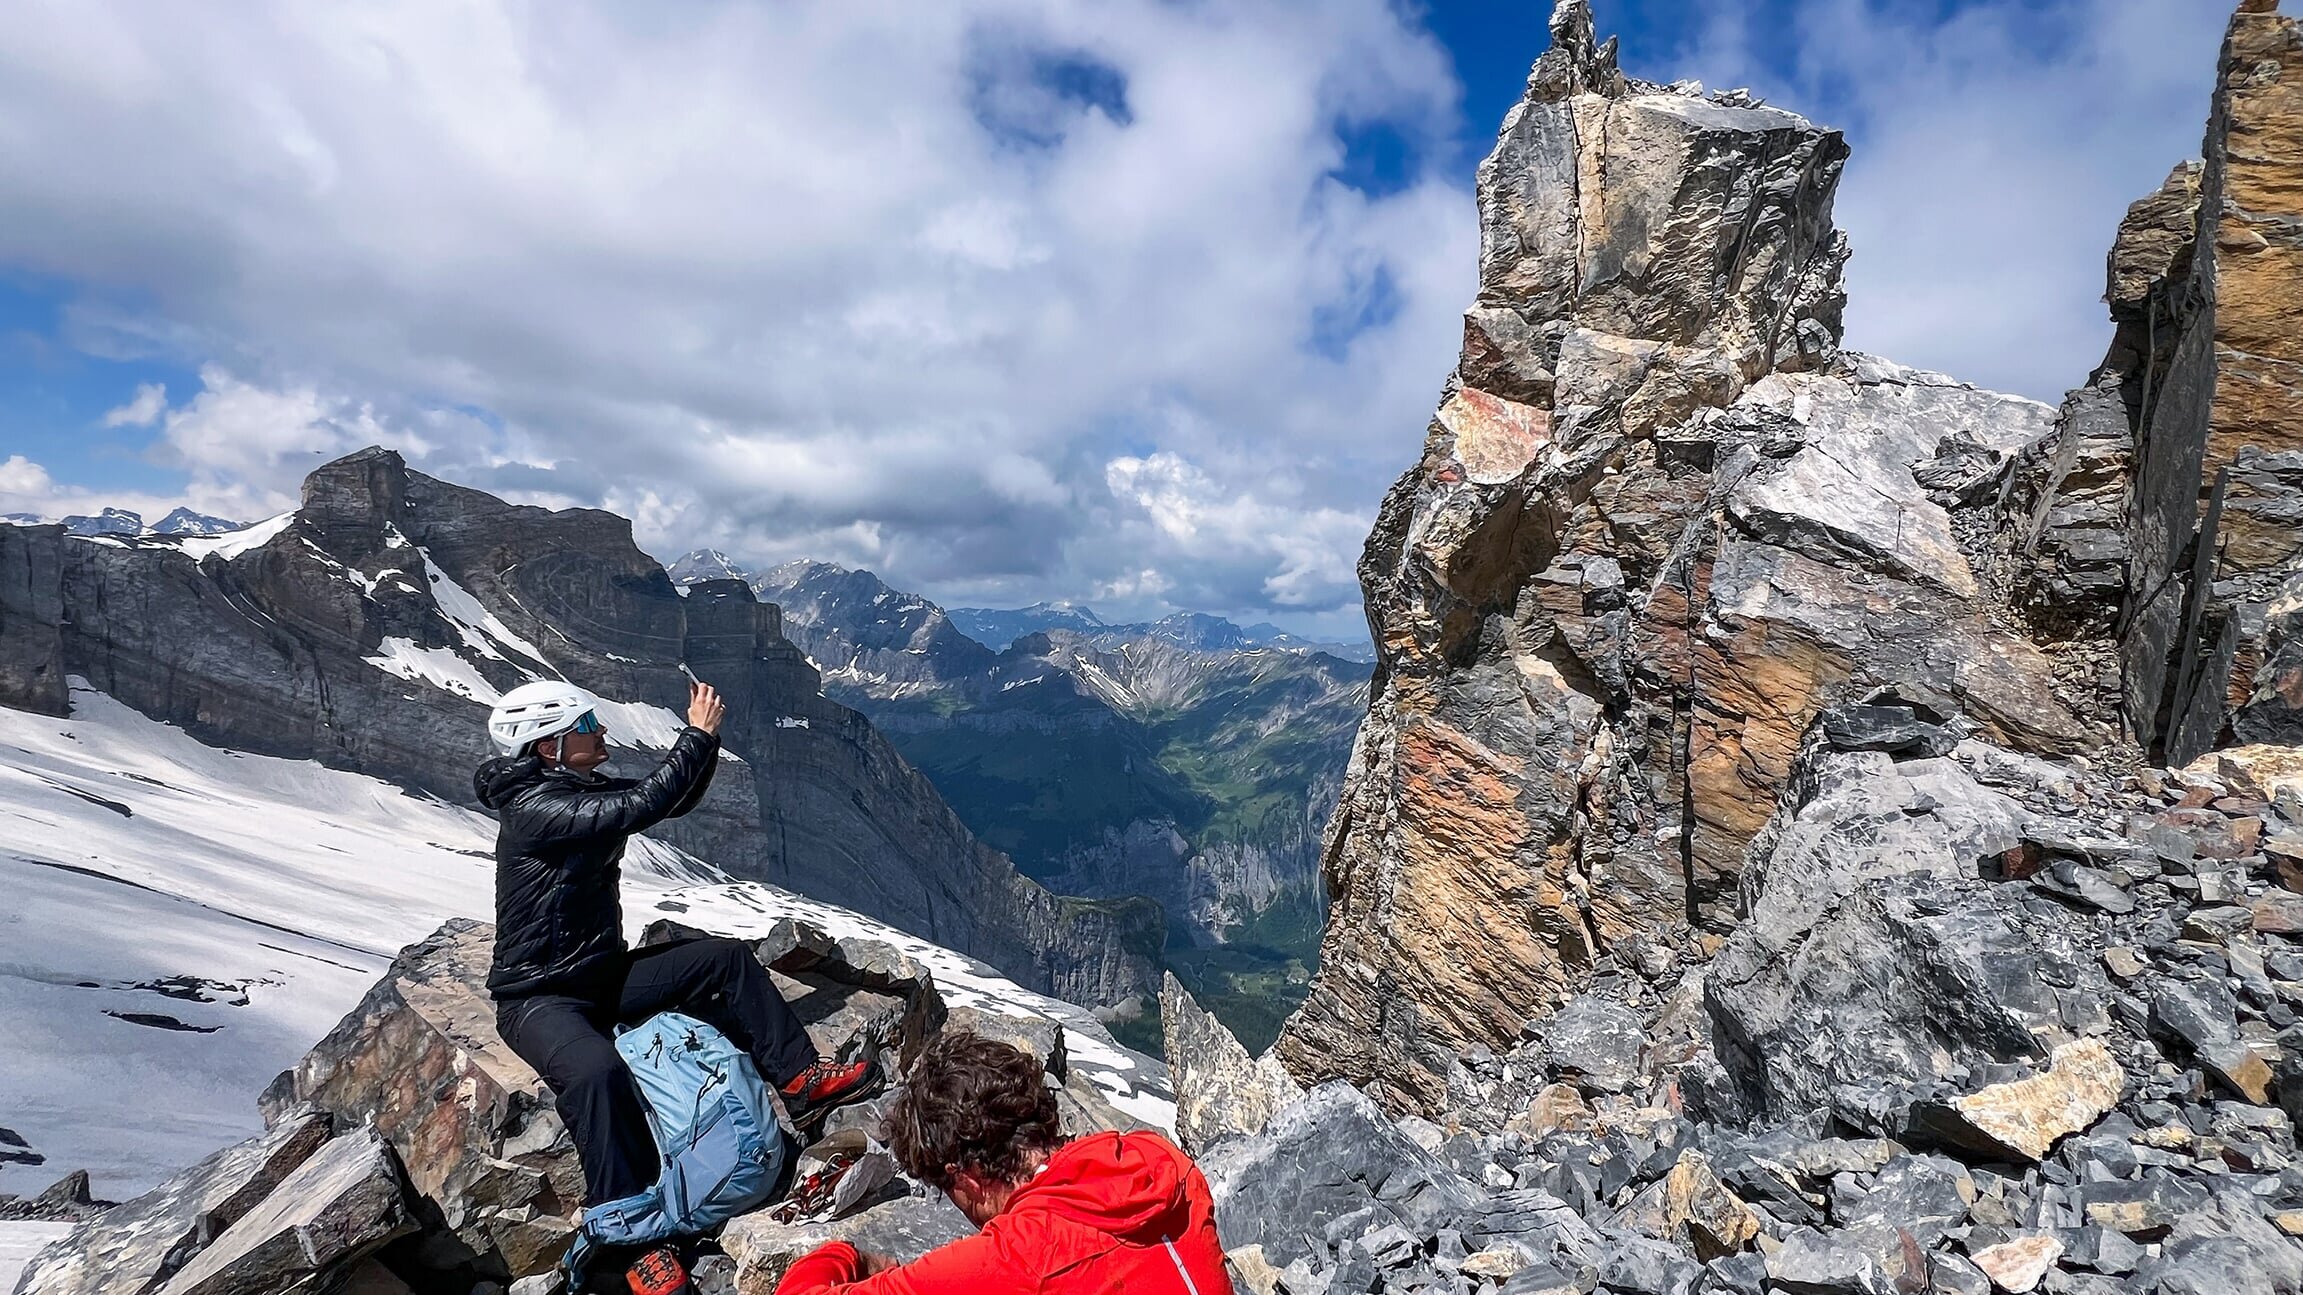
[702,936,763,979]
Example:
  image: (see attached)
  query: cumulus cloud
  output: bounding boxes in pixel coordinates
[0,0,1475,634]
[0,0,2235,637]
[100,381,165,427]
[1659,0,2227,402]
[0,451,202,524]
[0,454,56,500]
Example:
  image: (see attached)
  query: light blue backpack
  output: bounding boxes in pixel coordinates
[562,1012,794,1280]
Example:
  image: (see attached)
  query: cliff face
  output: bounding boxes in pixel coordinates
[1277,2,2121,1113]
[0,449,1159,1009]
[2118,0,2303,764]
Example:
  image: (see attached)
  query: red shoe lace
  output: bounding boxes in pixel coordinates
[783,1058,854,1097]
[627,1247,687,1295]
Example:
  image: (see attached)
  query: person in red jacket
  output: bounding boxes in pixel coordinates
[776,1032,1235,1295]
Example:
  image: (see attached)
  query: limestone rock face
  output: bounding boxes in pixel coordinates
[2114,1,2303,762]
[1159,974,1304,1155]
[1276,0,2102,1113]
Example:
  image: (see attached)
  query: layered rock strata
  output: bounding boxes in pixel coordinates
[1279,0,2107,1112]
[1170,723,2303,1293]
[2115,0,2303,763]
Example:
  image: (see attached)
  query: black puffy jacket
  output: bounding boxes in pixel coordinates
[475,726,721,999]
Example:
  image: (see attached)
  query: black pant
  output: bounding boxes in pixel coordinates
[495,937,818,1206]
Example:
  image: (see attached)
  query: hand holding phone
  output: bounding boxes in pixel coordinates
[686,681,726,735]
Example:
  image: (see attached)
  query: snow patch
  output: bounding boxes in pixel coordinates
[418,549,552,668]
[364,637,500,702]
[178,512,294,563]
[0,683,1156,1195]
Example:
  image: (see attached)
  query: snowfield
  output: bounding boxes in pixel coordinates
[0,684,1170,1201]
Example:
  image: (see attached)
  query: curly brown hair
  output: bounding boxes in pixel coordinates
[886,1033,1064,1189]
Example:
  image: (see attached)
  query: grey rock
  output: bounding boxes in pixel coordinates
[1706,749,2098,1122]
[1594,1235,1696,1295]
[1925,1253,1990,1295]
[1539,995,1646,1095]
[2152,979,2246,1055]
[15,1112,332,1295]
[1200,1083,1486,1269]
[1764,1227,1891,1295]
[1833,1154,1972,1248]
[155,1129,412,1295]
[1499,1263,1581,1295]
[1818,704,1953,756]
[1162,974,1304,1154]
[720,1191,973,1293]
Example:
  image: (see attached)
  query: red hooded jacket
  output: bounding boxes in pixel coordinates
[774,1130,1234,1295]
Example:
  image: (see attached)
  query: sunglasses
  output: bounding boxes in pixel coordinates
[570,711,605,736]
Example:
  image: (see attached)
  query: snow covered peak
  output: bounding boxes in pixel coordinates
[667,547,758,586]
[152,507,243,536]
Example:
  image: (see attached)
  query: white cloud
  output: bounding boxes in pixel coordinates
[1659,0,2228,402]
[153,366,431,520]
[0,0,2229,633]
[0,454,56,500]
[0,452,198,524]
[0,0,1475,630]
[100,381,166,427]
[1104,449,1366,607]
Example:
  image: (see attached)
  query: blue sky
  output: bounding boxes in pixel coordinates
[0,0,2237,636]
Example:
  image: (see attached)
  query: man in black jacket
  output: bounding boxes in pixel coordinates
[477,679,878,1287]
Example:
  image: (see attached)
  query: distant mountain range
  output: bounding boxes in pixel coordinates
[668,552,1374,663]
[667,549,1373,1050]
[1,506,243,537]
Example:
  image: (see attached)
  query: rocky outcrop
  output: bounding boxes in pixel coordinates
[1160,975,1303,1155]
[24,914,1162,1291]
[0,448,1158,1009]
[2112,1,2303,763]
[14,1113,332,1294]
[1279,0,2104,1113]
[1191,724,2303,1293]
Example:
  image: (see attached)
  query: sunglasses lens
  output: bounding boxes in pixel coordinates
[572,711,602,735]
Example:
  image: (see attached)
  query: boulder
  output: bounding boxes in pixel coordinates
[1197,1083,1485,1269]
[1160,975,1303,1155]
[154,1129,411,1295]
[256,919,580,1276]
[718,1192,972,1294]
[648,917,945,1070]
[14,1112,331,1295]
[1914,1038,2123,1162]
[1705,746,2101,1122]
[1655,1152,1757,1261]
[1535,994,1644,1095]
[1965,1234,2061,1294]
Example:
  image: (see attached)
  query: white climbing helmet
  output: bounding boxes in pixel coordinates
[487,681,601,756]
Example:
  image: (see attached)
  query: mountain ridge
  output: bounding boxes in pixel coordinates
[669,550,1371,1050]
[0,450,1162,1014]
